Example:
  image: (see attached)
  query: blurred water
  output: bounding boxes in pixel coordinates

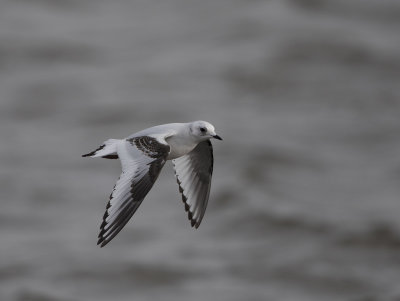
[1,0,400,300]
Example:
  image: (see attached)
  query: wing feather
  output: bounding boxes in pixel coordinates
[97,136,170,247]
[173,140,213,228]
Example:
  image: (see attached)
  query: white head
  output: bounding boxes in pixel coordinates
[189,120,222,141]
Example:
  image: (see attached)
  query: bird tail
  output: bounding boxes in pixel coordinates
[82,139,119,159]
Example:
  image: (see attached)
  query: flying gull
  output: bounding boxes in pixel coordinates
[83,121,222,247]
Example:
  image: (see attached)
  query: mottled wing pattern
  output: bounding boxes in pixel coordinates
[172,140,213,228]
[97,136,170,247]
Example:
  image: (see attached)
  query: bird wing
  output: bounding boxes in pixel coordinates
[172,140,214,228]
[98,136,170,247]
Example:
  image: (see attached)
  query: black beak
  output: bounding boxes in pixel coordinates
[213,135,223,140]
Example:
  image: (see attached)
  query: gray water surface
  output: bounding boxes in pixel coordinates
[1,0,400,300]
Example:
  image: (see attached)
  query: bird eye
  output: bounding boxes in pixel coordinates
[200,127,207,133]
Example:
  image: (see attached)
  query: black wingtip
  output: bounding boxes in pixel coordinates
[97,237,107,248]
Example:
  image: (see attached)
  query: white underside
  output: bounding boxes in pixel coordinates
[165,135,198,160]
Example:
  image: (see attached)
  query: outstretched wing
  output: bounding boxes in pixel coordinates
[172,140,214,228]
[98,136,170,247]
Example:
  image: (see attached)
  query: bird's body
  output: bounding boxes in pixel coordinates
[131,123,199,159]
[83,121,222,247]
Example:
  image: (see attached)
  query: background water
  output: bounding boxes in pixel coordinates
[1,0,400,300]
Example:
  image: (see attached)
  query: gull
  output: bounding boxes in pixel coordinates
[82,121,222,247]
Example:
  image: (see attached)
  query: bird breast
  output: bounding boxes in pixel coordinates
[166,136,197,160]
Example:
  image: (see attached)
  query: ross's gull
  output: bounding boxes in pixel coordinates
[82,121,222,247]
